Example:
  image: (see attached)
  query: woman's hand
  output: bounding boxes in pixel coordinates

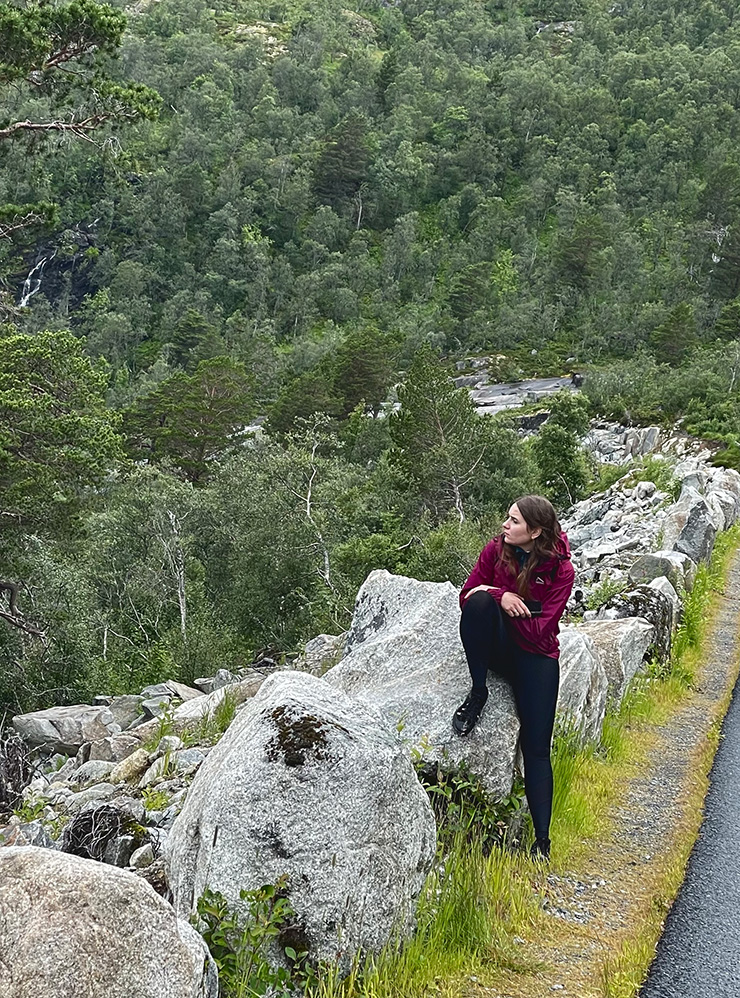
[501,591,532,618]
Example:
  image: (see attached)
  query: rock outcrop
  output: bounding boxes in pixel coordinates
[661,487,717,565]
[594,585,675,663]
[326,571,613,779]
[12,704,122,754]
[575,618,654,704]
[556,628,608,738]
[628,551,695,593]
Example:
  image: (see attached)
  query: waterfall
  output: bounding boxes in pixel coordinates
[18,250,56,308]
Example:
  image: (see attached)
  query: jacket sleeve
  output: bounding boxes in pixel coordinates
[459,540,515,609]
[510,561,575,647]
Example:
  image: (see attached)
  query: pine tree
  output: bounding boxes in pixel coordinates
[314,113,369,208]
[124,358,254,483]
[650,303,697,366]
[390,344,487,523]
[715,299,740,340]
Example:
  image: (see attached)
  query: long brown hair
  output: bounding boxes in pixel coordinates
[500,495,562,596]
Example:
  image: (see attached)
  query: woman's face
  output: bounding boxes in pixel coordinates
[503,504,541,550]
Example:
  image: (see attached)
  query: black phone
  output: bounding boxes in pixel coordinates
[524,599,542,617]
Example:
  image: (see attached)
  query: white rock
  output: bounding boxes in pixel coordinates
[635,480,657,500]
[69,760,116,787]
[64,783,119,814]
[575,618,654,704]
[0,846,217,998]
[707,488,738,528]
[661,487,717,564]
[172,686,229,722]
[12,705,121,754]
[557,628,608,740]
[155,735,185,757]
[712,468,740,501]
[88,733,142,763]
[629,550,690,592]
[130,842,155,869]
[166,670,436,974]
[648,576,681,620]
[194,669,238,694]
[141,681,203,701]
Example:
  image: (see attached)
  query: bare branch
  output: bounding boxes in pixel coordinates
[0,608,46,638]
[0,211,47,240]
[0,113,111,143]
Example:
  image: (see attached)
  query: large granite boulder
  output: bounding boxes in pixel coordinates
[12,705,121,754]
[712,468,740,504]
[661,487,717,564]
[628,550,696,593]
[325,571,613,786]
[706,488,738,530]
[0,846,217,998]
[324,571,521,797]
[596,585,674,662]
[648,576,681,623]
[557,628,608,739]
[575,618,654,705]
[166,670,436,974]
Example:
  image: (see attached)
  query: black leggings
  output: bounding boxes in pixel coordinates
[459,590,559,841]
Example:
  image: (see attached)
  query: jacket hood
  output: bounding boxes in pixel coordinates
[555,530,571,559]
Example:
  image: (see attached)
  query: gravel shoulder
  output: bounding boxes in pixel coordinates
[474,551,740,998]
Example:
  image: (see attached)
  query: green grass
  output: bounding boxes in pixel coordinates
[306,832,544,998]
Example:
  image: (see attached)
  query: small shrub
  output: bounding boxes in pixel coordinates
[12,795,47,823]
[143,708,176,751]
[633,455,680,499]
[193,877,310,997]
[184,691,237,747]
[585,577,628,611]
[142,786,170,812]
[416,761,527,853]
[597,463,627,491]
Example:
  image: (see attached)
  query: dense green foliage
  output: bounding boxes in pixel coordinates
[4,0,740,709]
[8,0,740,366]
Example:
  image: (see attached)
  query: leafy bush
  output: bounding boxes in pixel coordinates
[193,878,310,998]
[416,761,528,853]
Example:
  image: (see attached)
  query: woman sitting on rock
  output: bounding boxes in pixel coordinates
[454,494,575,860]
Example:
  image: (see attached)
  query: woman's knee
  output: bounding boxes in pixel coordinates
[461,589,501,621]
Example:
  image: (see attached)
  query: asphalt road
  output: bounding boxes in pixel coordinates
[639,665,740,997]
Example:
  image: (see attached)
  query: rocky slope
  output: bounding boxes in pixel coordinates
[1,424,737,994]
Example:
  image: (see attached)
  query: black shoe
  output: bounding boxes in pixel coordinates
[452,689,488,736]
[530,837,551,861]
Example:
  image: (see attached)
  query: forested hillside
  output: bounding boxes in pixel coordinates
[3,0,740,711]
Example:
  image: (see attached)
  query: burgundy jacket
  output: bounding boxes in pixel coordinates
[459,533,575,658]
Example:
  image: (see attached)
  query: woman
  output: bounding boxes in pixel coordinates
[454,495,575,860]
